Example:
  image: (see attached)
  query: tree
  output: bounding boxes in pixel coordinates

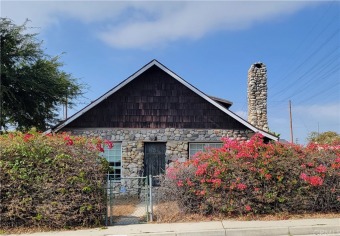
[307,131,340,145]
[0,18,83,131]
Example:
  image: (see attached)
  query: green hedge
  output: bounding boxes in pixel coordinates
[0,131,110,229]
[162,134,340,216]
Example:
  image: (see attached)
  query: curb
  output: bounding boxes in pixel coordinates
[107,226,340,236]
[7,219,340,236]
[289,225,340,235]
[105,226,340,236]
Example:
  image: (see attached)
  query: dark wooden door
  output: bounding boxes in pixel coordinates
[144,143,166,178]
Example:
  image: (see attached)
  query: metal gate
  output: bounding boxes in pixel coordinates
[105,174,170,225]
[105,176,150,226]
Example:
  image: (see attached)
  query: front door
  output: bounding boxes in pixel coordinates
[144,143,166,180]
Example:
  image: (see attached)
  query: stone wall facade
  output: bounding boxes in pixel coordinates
[247,63,269,131]
[66,128,254,179]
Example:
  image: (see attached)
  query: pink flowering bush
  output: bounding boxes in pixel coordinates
[0,131,111,229]
[161,134,340,216]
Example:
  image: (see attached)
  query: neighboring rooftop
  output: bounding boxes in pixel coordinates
[209,96,233,109]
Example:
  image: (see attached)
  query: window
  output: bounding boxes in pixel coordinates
[189,143,223,158]
[102,143,122,181]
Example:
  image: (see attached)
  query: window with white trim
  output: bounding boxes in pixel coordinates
[102,143,122,181]
[189,143,223,158]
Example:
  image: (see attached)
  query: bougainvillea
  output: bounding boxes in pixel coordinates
[160,133,340,216]
[0,130,111,229]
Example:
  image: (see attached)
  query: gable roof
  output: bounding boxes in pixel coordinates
[50,59,278,141]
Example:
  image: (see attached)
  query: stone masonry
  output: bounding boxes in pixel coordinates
[65,128,253,196]
[67,128,254,178]
[247,63,269,131]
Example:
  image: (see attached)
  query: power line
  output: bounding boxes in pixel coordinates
[294,81,340,105]
[270,1,338,91]
[271,28,340,99]
[279,57,340,101]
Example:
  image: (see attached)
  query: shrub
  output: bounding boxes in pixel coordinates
[0,130,111,229]
[160,134,340,216]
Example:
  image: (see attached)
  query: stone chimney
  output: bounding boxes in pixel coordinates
[247,63,269,131]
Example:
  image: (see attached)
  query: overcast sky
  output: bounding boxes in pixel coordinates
[2,0,340,144]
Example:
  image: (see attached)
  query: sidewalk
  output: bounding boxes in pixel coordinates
[7,218,340,236]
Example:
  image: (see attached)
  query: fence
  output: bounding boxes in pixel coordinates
[104,175,170,226]
[105,175,150,225]
[149,175,182,222]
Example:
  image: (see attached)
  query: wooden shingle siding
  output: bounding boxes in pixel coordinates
[66,65,247,130]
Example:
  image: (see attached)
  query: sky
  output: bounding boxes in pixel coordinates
[2,0,340,144]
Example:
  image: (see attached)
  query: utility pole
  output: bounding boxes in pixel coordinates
[289,100,294,143]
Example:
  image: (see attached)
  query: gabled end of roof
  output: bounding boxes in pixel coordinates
[49,59,279,142]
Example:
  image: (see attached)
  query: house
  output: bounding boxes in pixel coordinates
[50,60,277,183]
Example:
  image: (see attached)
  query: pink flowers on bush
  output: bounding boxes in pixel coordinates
[236,183,247,191]
[61,133,111,152]
[300,173,324,186]
[64,135,74,146]
[300,173,308,181]
[309,176,324,186]
[23,133,34,142]
[195,163,208,176]
[245,205,252,211]
[165,133,340,216]
[315,164,327,173]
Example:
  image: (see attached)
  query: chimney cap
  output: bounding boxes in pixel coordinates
[253,63,264,68]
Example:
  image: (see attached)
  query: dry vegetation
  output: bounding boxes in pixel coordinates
[108,197,139,219]
[154,201,340,223]
[2,200,339,234]
[2,197,141,235]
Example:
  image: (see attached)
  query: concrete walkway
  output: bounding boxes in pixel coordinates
[114,202,147,225]
[6,218,340,236]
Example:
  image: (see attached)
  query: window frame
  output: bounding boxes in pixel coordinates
[101,142,122,182]
[189,142,223,158]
